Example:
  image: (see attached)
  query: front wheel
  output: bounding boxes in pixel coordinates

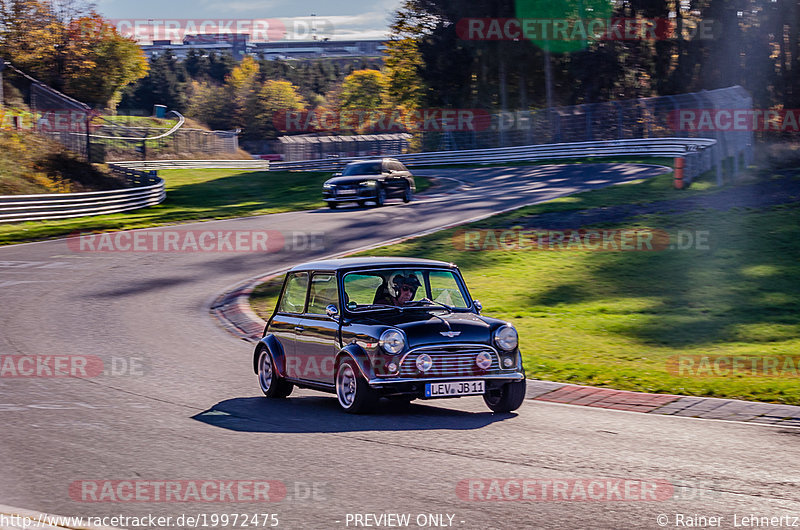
[335,358,376,413]
[483,380,526,412]
[258,348,293,398]
[402,184,413,203]
[328,202,338,209]
[374,186,386,207]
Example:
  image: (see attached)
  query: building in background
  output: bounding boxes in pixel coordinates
[141,37,385,62]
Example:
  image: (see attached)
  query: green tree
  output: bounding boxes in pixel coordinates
[254,79,306,138]
[340,69,387,110]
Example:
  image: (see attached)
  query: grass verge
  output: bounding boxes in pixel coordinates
[0,169,432,245]
[251,169,800,404]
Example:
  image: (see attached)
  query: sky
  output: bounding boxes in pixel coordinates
[92,0,403,41]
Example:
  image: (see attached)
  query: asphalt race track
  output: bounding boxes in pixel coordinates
[1,164,799,530]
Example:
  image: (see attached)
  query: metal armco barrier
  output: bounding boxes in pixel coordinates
[112,160,270,171]
[269,137,727,184]
[0,164,164,223]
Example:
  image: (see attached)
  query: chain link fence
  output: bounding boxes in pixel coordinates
[417,86,753,163]
[89,124,240,162]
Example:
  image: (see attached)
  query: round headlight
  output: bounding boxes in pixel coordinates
[415,353,433,372]
[475,351,493,370]
[379,329,405,354]
[494,325,518,351]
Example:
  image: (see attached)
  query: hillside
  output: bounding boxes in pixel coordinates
[0,128,127,195]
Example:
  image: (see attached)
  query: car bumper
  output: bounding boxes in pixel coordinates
[323,189,378,202]
[367,371,525,397]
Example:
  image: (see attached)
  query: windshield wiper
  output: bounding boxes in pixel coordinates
[408,298,454,313]
[352,303,401,311]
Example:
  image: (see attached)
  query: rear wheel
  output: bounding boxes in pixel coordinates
[335,358,376,413]
[483,380,526,412]
[258,348,293,398]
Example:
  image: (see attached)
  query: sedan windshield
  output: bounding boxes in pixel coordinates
[342,162,382,176]
[342,269,469,311]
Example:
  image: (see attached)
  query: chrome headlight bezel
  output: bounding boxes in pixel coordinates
[379,329,406,354]
[494,325,518,351]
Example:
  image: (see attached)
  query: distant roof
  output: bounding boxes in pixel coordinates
[289,257,456,272]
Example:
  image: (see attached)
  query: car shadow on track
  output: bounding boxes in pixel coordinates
[191,396,516,433]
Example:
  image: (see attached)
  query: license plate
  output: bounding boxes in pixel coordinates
[425,380,485,398]
[337,189,356,196]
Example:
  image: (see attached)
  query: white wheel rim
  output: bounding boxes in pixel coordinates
[337,363,357,408]
[258,351,273,393]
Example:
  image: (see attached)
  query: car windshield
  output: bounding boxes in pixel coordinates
[342,269,469,312]
[341,162,382,176]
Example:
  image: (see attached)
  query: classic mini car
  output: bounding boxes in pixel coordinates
[322,158,415,208]
[253,257,526,413]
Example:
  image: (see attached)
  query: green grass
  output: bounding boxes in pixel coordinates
[0,169,433,245]
[251,170,800,404]
[94,115,179,128]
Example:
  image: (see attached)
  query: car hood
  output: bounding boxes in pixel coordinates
[350,310,497,348]
[325,175,380,186]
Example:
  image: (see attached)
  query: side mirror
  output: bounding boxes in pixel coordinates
[473,300,483,313]
[333,172,342,177]
[326,304,339,318]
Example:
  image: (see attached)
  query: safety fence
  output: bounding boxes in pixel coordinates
[0,165,165,223]
[270,137,727,184]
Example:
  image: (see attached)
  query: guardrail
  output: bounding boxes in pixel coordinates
[269,137,726,185]
[0,164,165,223]
[112,160,269,171]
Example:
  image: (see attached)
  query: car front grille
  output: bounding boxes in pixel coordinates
[398,345,500,378]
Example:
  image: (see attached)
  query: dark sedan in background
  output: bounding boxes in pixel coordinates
[322,158,415,208]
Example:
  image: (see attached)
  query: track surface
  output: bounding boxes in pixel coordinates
[1,164,799,530]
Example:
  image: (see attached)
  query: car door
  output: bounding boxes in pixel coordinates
[270,272,308,378]
[385,161,404,195]
[294,272,340,385]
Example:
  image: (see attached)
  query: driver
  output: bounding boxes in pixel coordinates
[375,273,421,306]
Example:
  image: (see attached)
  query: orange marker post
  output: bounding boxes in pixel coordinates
[674,157,685,189]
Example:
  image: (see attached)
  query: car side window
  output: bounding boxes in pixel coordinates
[278,272,308,314]
[307,273,338,315]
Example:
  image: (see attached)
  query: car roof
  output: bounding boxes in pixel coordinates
[344,158,399,165]
[288,256,456,272]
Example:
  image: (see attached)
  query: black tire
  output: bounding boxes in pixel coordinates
[402,183,413,203]
[257,348,293,398]
[357,200,367,207]
[483,380,526,412]
[374,186,386,207]
[328,202,338,209]
[335,357,376,414]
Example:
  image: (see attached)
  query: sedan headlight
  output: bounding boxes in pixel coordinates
[379,329,405,354]
[494,325,518,351]
[360,180,377,187]
[323,183,334,189]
